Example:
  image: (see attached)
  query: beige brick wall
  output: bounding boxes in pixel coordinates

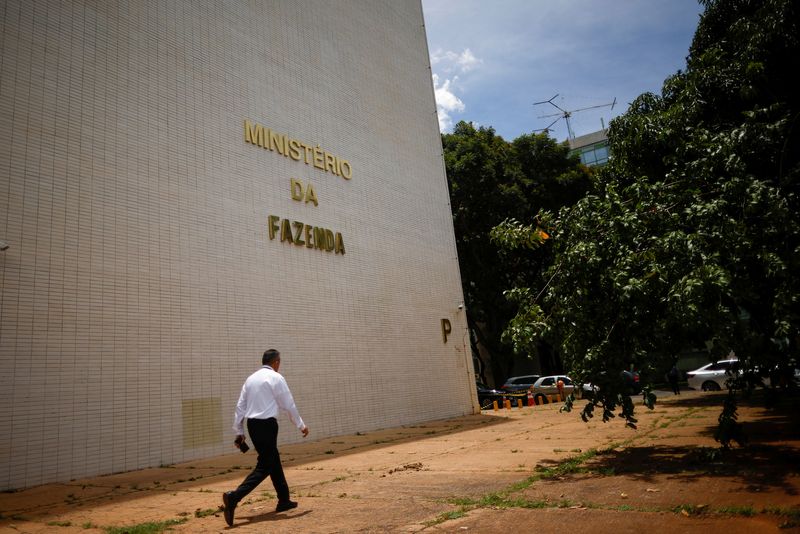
[0,0,476,490]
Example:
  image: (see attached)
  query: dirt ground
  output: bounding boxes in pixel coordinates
[1,390,799,533]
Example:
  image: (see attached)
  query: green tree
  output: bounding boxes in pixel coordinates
[492,0,800,442]
[443,122,591,384]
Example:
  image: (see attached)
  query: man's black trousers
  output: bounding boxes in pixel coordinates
[231,417,290,503]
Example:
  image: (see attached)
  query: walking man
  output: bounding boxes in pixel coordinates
[667,363,681,395]
[223,349,309,527]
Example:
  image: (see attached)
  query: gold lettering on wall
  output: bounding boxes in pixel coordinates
[245,118,348,257]
[244,119,352,180]
[290,178,318,206]
[441,319,452,343]
[268,215,345,255]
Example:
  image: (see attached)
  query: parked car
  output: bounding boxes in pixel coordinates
[686,359,739,391]
[621,369,642,394]
[476,382,506,410]
[500,375,541,393]
[529,375,574,403]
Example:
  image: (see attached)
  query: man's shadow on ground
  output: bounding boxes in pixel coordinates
[229,509,312,528]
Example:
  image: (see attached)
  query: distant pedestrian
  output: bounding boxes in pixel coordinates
[667,364,680,395]
[223,349,309,527]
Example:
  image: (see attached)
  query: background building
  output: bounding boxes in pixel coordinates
[0,1,475,490]
[569,129,610,167]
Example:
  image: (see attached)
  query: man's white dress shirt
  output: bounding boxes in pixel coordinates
[233,365,305,435]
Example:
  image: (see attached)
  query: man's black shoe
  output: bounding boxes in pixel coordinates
[276,500,298,513]
[223,491,237,526]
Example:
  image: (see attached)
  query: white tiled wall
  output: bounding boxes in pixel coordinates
[0,0,476,490]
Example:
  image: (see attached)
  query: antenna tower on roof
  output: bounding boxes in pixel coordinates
[533,94,616,140]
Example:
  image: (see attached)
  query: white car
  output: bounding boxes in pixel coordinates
[686,359,739,391]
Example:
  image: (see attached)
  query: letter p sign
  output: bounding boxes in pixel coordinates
[441,318,452,343]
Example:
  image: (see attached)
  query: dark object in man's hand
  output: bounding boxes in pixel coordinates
[234,436,250,453]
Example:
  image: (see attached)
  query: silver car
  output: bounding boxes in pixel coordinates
[529,375,574,403]
[686,359,739,391]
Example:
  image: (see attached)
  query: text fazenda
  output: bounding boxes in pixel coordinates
[268,215,345,255]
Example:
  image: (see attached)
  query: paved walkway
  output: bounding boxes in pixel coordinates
[1,390,798,533]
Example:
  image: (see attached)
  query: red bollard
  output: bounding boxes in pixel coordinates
[527,390,534,407]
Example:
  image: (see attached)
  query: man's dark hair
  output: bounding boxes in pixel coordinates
[262,349,280,365]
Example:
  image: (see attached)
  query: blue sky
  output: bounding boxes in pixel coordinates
[421,0,705,142]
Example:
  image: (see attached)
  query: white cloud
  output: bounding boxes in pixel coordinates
[456,48,481,72]
[430,48,481,131]
[431,47,482,73]
[433,73,465,131]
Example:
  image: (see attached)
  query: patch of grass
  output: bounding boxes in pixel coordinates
[47,520,73,527]
[194,507,219,518]
[763,506,800,518]
[82,522,98,529]
[433,441,634,528]
[424,509,467,527]
[501,497,554,509]
[324,450,334,455]
[451,494,570,511]
[695,446,725,463]
[672,504,709,516]
[432,431,704,529]
[763,505,800,527]
[532,448,600,481]
[447,497,477,507]
[717,505,756,516]
[594,467,616,476]
[104,518,188,534]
